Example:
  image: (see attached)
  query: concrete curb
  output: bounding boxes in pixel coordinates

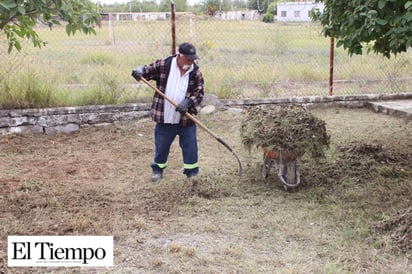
[366,100,412,121]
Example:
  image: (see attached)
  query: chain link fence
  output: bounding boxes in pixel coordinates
[1,13,411,107]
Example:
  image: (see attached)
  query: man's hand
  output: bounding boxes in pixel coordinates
[131,66,144,81]
[176,98,194,114]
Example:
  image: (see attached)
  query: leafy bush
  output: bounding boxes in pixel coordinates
[262,13,274,23]
[240,104,330,159]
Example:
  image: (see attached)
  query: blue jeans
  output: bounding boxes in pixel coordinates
[151,123,199,177]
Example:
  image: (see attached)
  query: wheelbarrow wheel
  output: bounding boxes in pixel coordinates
[261,154,273,179]
[275,159,301,191]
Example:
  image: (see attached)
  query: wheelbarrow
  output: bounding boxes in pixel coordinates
[261,147,303,191]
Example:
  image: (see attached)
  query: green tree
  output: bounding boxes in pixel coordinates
[267,2,276,16]
[221,0,232,12]
[204,0,219,16]
[262,1,276,22]
[139,0,160,12]
[248,0,269,14]
[231,0,248,10]
[159,0,187,12]
[0,0,100,53]
[312,0,412,58]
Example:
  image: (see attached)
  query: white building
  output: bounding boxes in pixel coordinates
[100,12,193,22]
[277,2,324,22]
[216,10,260,21]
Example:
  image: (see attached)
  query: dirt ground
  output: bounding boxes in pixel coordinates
[0,106,411,273]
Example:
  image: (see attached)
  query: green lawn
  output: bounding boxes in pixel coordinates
[1,19,411,108]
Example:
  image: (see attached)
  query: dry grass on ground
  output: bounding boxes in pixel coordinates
[0,106,411,273]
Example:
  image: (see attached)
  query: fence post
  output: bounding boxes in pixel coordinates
[329,37,334,96]
[171,0,176,54]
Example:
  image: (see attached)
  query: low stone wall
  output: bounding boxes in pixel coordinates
[1,93,411,135]
[0,103,151,135]
[220,93,412,107]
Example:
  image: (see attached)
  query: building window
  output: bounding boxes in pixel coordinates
[294,11,300,17]
[281,11,287,17]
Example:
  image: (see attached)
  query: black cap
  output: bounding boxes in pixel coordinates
[178,42,199,60]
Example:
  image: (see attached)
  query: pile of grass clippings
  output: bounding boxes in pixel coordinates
[240,104,330,159]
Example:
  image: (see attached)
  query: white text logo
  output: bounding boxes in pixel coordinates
[8,236,113,267]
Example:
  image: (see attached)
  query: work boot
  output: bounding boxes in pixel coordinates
[186,173,198,179]
[183,167,199,179]
[151,172,163,183]
[186,173,199,194]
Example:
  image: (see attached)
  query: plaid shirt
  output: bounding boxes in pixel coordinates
[142,55,204,127]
